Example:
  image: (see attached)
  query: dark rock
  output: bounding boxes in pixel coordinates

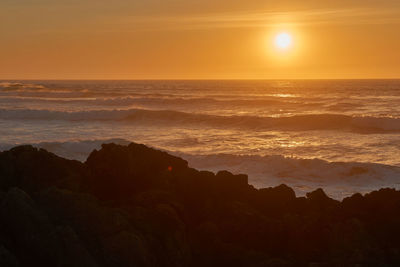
[85,143,188,200]
[0,143,399,266]
[0,145,86,193]
[306,188,329,201]
[0,245,19,267]
[100,231,150,267]
[56,226,98,267]
[0,188,63,266]
[306,188,339,208]
[216,171,248,188]
[258,184,296,203]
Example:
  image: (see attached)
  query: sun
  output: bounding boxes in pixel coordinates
[274,32,292,50]
[265,29,300,61]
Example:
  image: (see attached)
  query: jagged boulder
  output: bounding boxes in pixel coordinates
[85,143,188,200]
[0,146,86,193]
[56,226,99,267]
[0,245,19,267]
[306,188,339,209]
[0,188,62,265]
[256,184,296,214]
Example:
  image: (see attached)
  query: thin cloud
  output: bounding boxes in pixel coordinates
[110,7,400,31]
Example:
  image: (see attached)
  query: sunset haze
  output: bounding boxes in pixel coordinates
[1,0,400,79]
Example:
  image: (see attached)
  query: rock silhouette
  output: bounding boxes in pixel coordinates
[0,143,400,266]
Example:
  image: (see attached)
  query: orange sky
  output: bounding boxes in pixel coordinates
[1,0,399,79]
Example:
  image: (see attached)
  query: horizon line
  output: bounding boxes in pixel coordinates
[1,78,400,81]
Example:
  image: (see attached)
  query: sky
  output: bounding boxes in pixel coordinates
[1,0,400,79]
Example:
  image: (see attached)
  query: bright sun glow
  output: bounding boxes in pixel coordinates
[274,33,292,50]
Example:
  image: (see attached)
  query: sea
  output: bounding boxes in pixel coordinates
[1,80,400,199]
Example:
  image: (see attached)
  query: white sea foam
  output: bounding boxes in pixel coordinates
[176,152,400,199]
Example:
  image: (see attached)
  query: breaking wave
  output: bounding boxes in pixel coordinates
[176,152,400,199]
[1,108,400,133]
[0,94,322,108]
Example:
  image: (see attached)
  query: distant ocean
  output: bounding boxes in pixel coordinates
[1,80,400,199]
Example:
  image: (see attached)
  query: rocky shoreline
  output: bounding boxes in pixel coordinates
[0,143,399,266]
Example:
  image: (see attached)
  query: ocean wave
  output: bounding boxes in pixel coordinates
[1,108,400,133]
[0,94,317,108]
[175,152,400,199]
[0,82,47,91]
[0,82,87,93]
